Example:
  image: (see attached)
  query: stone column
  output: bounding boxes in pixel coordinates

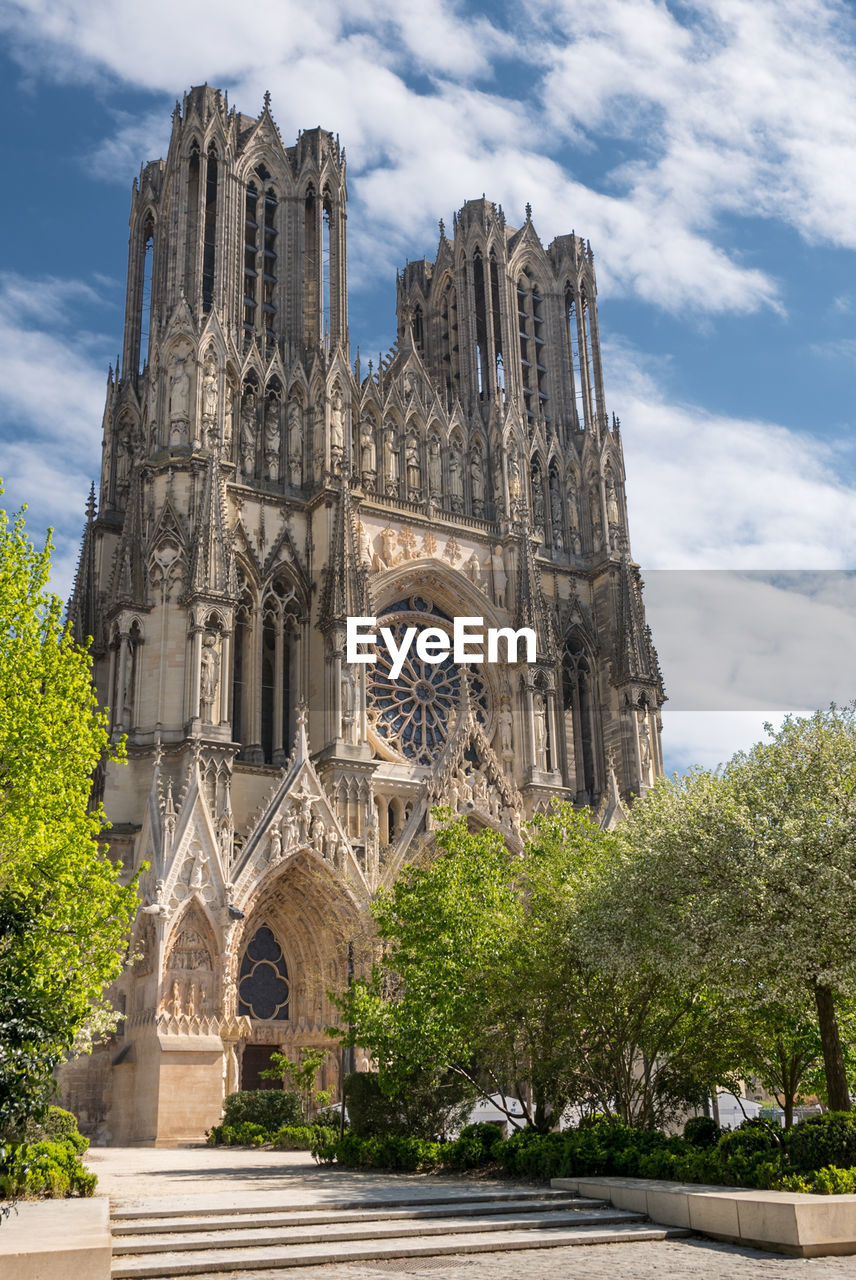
[219,629,232,726]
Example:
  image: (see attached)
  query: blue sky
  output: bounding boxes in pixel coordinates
[0,0,854,773]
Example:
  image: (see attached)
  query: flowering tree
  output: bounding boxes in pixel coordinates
[0,492,138,1135]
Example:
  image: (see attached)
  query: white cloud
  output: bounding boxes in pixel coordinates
[3,0,855,315]
[660,710,794,774]
[537,0,856,251]
[608,339,856,569]
[0,273,110,597]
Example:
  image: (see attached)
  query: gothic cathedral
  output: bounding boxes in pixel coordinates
[64,86,664,1143]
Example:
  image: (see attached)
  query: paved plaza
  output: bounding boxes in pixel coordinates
[84,1147,856,1279]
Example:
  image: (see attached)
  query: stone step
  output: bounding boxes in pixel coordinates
[112,1207,642,1255]
[110,1222,692,1277]
[111,1195,603,1236]
[110,1186,574,1221]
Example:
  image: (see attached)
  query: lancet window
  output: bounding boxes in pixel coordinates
[562,635,599,803]
[202,145,218,313]
[564,284,585,430]
[231,569,301,765]
[517,270,547,426]
[438,277,460,403]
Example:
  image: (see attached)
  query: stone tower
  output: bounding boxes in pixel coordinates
[64,86,664,1144]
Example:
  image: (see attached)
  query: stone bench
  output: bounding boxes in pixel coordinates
[0,1198,110,1280]
[552,1175,856,1257]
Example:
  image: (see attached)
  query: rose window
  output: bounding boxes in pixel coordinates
[367,598,489,765]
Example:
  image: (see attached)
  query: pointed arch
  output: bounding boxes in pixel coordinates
[562,629,601,803]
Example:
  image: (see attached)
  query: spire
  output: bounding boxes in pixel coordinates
[614,555,664,694]
[112,466,146,606]
[319,482,368,631]
[516,528,557,663]
[67,483,98,644]
[188,453,235,597]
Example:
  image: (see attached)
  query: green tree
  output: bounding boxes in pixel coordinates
[725,708,856,1112]
[260,1047,332,1117]
[335,804,715,1131]
[609,710,856,1116]
[0,492,139,1136]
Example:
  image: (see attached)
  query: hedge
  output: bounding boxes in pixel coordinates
[319,1113,856,1194]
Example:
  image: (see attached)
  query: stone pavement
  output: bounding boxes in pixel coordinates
[199,1241,856,1278]
[83,1148,856,1279]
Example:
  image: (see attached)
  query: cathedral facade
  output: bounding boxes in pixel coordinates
[64,86,664,1143]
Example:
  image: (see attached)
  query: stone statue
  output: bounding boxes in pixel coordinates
[360,421,376,484]
[606,477,621,527]
[357,521,372,564]
[282,807,298,852]
[310,811,325,852]
[550,473,563,528]
[567,477,579,530]
[269,822,282,864]
[499,701,513,755]
[428,434,442,497]
[471,449,484,515]
[508,450,522,502]
[591,494,603,550]
[202,355,218,420]
[491,544,508,608]
[465,551,482,586]
[534,693,547,769]
[532,469,545,525]
[288,400,302,486]
[169,354,190,434]
[383,427,399,491]
[330,390,345,471]
[240,390,256,479]
[217,809,232,864]
[171,980,182,1019]
[264,397,281,482]
[448,442,463,509]
[405,434,421,493]
[380,526,397,567]
[200,633,220,721]
[313,404,325,480]
[189,846,208,889]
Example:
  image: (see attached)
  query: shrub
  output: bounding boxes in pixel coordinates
[272,1125,318,1150]
[221,1090,303,1131]
[343,1070,472,1139]
[206,1122,267,1147]
[0,1138,96,1198]
[310,1127,340,1164]
[445,1122,503,1169]
[785,1112,856,1173]
[683,1116,721,1149]
[777,1166,856,1195]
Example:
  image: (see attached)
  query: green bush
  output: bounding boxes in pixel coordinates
[445,1122,503,1169]
[332,1131,446,1171]
[272,1125,318,1150]
[0,1138,96,1198]
[221,1090,303,1131]
[343,1070,471,1139]
[785,1112,856,1173]
[207,1122,268,1147]
[38,1107,89,1154]
[776,1166,856,1195]
[683,1116,721,1149]
[310,1127,340,1164]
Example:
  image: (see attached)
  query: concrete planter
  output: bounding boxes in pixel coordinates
[552,1175,856,1257]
